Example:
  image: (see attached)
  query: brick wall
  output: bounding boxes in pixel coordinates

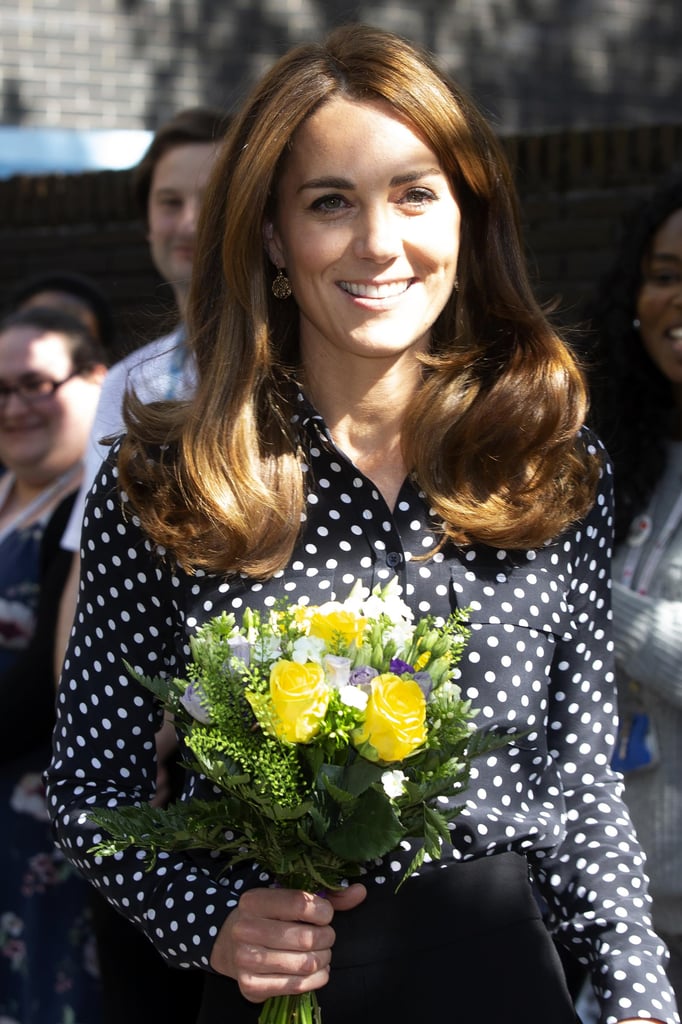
[2,124,680,362]
[0,170,173,361]
[0,0,680,134]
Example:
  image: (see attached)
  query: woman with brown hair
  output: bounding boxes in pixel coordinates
[47,24,677,1024]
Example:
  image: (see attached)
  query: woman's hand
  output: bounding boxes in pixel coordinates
[209,884,367,1003]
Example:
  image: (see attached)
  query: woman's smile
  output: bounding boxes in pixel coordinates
[265,95,460,369]
[337,279,414,300]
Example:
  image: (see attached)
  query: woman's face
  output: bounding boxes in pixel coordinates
[0,325,103,487]
[265,96,460,374]
[636,207,682,384]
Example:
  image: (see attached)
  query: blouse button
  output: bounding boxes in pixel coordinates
[386,551,402,567]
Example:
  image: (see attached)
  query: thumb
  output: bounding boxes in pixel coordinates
[327,883,367,912]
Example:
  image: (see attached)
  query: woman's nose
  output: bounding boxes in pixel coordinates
[177,196,201,236]
[353,205,401,263]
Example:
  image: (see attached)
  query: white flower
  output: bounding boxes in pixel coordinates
[10,773,48,822]
[339,683,369,710]
[435,679,462,701]
[291,634,326,664]
[323,654,351,688]
[250,635,282,665]
[1,911,23,936]
[361,579,415,646]
[339,580,369,615]
[337,578,415,649]
[381,769,408,799]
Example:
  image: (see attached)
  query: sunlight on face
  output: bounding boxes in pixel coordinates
[265,97,460,377]
[147,142,218,311]
[0,327,101,486]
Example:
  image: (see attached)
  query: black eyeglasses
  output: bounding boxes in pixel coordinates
[0,368,83,408]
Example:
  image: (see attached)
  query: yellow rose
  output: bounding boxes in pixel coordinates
[269,660,330,743]
[354,673,427,762]
[308,602,367,647]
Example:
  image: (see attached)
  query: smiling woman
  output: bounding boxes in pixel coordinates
[264,98,460,367]
[589,177,682,1010]
[0,308,106,531]
[46,23,678,1024]
[0,306,106,1023]
[262,96,461,509]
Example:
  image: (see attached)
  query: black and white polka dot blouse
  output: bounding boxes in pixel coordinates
[46,394,679,1024]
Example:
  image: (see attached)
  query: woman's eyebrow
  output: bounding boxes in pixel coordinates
[298,168,443,193]
[648,252,682,263]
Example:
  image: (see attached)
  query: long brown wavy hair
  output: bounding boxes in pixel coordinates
[118,22,600,575]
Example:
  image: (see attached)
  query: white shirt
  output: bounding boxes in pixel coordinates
[61,327,194,552]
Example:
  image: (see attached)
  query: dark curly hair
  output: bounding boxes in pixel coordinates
[589,176,682,542]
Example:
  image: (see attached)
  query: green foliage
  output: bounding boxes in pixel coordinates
[90,583,516,897]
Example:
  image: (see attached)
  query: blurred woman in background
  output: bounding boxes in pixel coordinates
[0,307,106,1023]
[589,176,682,1007]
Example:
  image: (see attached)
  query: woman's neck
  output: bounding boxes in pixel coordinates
[0,477,44,533]
[303,363,419,511]
[0,465,79,535]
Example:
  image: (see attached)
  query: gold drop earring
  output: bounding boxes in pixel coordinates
[272,268,292,300]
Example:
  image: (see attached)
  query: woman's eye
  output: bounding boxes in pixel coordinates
[310,194,348,212]
[23,379,51,396]
[158,197,182,210]
[643,267,682,287]
[402,187,437,205]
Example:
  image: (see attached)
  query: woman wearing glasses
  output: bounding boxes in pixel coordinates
[0,307,106,1024]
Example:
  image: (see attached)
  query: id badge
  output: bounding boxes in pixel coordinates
[612,711,659,774]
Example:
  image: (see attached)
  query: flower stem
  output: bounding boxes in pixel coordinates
[258,992,322,1023]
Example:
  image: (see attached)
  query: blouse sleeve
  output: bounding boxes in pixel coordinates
[528,456,678,1024]
[45,450,243,971]
[611,582,682,711]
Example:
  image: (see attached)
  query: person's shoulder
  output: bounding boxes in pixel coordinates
[112,327,183,377]
[577,423,612,474]
[577,422,605,453]
[102,327,185,403]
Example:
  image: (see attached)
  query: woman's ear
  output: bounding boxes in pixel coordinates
[263,219,285,268]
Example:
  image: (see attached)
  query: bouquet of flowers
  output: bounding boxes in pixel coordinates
[90,579,511,1024]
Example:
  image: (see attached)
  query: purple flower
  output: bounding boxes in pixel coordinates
[227,635,251,666]
[390,657,414,676]
[348,665,378,687]
[180,682,212,724]
[413,671,434,698]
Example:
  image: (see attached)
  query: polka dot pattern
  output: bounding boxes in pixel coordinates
[46,401,678,1023]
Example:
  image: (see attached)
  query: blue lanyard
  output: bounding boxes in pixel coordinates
[164,335,188,401]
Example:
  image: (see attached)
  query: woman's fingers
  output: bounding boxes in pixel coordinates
[209,884,368,1002]
[210,887,333,999]
[326,883,367,912]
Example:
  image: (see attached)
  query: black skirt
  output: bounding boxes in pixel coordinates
[197,852,580,1023]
